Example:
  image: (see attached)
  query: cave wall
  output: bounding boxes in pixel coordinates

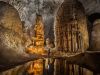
[54,0,89,52]
[1,0,99,74]
[0,0,99,40]
[0,1,34,66]
[91,19,100,51]
[54,0,89,75]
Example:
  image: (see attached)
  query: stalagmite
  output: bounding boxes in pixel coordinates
[27,14,45,75]
[0,1,45,71]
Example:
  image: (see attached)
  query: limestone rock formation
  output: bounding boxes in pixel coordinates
[54,0,89,53]
[54,0,89,75]
[0,1,44,71]
[91,19,100,51]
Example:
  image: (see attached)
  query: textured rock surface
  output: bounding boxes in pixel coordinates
[0,1,43,68]
[54,0,89,52]
[91,19,100,51]
[0,0,99,26]
[0,1,24,64]
[54,0,89,75]
[0,0,99,40]
[0,2,23,34]
[0,0,99,74]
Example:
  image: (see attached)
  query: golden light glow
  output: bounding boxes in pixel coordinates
[27,14,45,75]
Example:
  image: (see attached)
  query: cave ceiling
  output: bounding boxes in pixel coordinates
[0,0,100,38]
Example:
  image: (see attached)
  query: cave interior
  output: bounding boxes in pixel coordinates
[0,0,100,75]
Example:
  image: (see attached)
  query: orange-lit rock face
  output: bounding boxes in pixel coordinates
[27,15,45,54]
[27,15,45,75]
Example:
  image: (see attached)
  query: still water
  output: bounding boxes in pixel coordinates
[0,59,93,75]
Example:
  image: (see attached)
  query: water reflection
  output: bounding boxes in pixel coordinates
[43,58,55,75]
[0,58,94,75]
[54,59,93,75]
[27,59,43,75]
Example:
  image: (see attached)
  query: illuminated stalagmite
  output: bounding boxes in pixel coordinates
[54,0,89,53]
[27,14,45,75]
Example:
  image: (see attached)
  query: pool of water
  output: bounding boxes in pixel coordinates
[0,59,94,75]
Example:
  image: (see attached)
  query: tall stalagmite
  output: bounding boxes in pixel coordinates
[27,14,45,75]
